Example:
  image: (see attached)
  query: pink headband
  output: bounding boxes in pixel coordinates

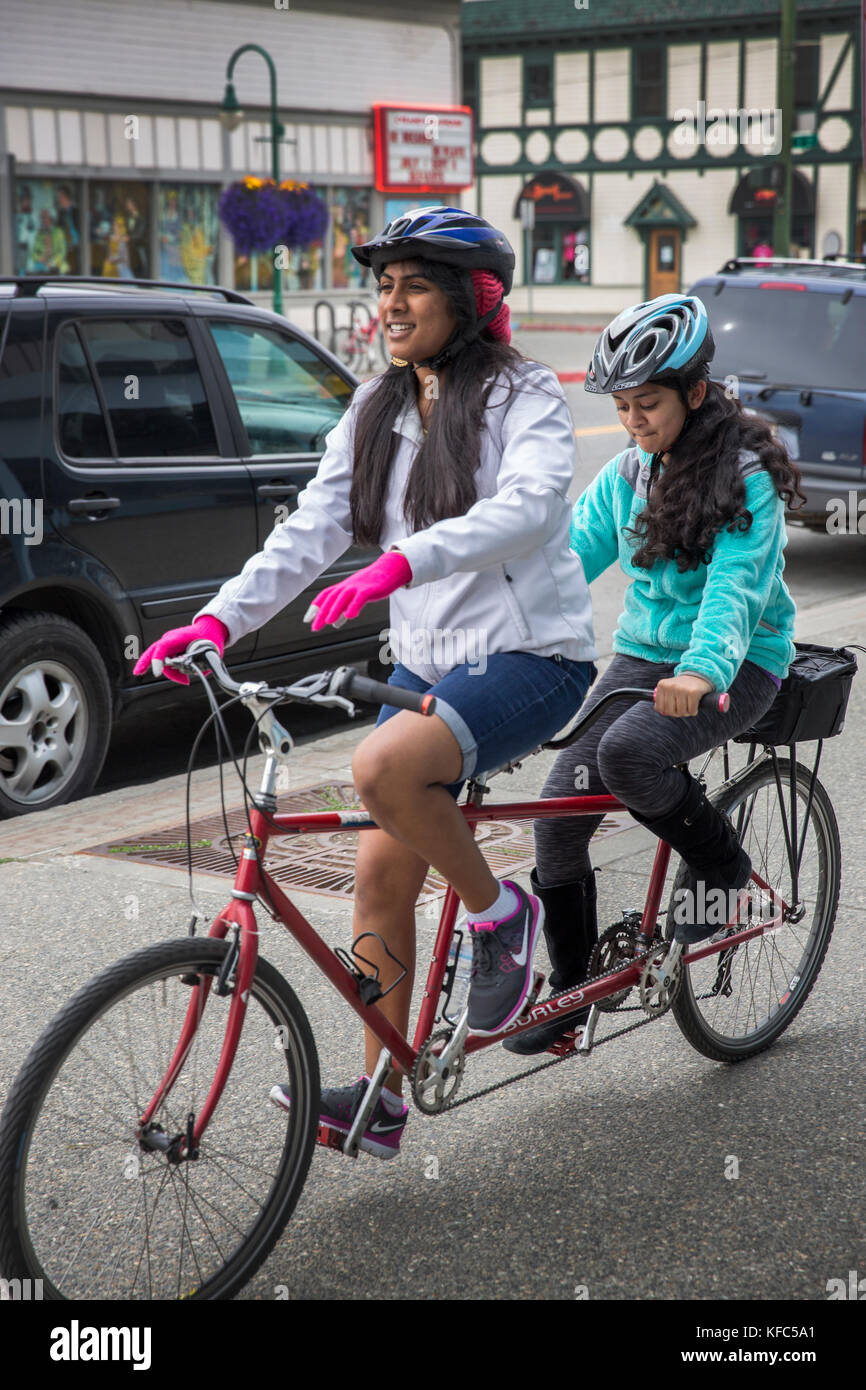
[469,269,511,344]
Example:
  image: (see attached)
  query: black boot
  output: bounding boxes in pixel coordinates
[502,868,598,1054]
[630,774,751,944]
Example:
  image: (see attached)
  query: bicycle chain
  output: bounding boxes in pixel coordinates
[429,933,670,1111]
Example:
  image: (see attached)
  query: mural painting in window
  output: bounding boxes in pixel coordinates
[15,179,81,275]
[158,185,219,284]
[90,181,150,279]
[330,187,372,289]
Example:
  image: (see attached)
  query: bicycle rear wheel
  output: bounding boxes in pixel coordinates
[0,937,319,1300]
[333,325,360,372]
[668,757,840,1062]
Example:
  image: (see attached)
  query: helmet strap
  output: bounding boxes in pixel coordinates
[413,295,505,370]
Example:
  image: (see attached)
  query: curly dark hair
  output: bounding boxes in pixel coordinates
[626,372,807,572]
[349,257,543,546]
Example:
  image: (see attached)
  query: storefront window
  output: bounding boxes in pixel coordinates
[330,187,372,289]
[15,179,82,274]
[530,225,590,283]
[158,185,219,284]
[89,181,150,279]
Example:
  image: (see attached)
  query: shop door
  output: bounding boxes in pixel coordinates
[648,229,681,298]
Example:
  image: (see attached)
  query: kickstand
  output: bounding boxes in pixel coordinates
[343,1047,393,1159]
[577,1004,600,1056]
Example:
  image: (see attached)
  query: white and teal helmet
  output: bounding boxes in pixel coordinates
[585,294,714,395]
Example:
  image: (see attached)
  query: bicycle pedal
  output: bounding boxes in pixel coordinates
[316,1122,357,1158]
[546,1030,581,1058]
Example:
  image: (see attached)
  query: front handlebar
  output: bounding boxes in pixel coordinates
[165,644,438,718]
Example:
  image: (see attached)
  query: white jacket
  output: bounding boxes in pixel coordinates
[198,361,598,683]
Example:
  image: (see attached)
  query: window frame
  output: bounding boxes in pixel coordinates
[524,54,554,110]
[202,313,356,461]
[528,223,591,286]
[52,312,231,467]
[632,43,667,121]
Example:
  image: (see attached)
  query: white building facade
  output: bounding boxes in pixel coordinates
[461,0,863,315]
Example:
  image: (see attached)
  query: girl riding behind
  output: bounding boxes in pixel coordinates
[507,293,804,1056]
[135,207,598,1155]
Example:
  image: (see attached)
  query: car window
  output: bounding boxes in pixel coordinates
[56,325,113,459]
[76,318,219,458]
[209,321,352,455]
[707,285,866,391]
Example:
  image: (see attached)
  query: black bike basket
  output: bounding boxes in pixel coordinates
[734,642,859,745]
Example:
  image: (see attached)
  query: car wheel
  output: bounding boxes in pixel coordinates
[0,612,112,818]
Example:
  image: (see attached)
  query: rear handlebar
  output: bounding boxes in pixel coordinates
[544,687,729,750]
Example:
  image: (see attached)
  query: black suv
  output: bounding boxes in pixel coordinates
[0,276,388,817]
[689,257,866,530]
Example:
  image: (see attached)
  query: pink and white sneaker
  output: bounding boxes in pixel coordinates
[466,880,544,1036]
[269,1077,407,1160]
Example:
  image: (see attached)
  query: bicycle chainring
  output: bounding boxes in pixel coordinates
[589,922,640,1011]
[639,944,682,1018]
[411,1029,466,1115]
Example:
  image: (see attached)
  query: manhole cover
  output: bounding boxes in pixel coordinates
[80,781,630,902]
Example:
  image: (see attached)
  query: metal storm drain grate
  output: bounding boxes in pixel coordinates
[80,781,630,903]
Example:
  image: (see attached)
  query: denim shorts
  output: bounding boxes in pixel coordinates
[376,653,596,798]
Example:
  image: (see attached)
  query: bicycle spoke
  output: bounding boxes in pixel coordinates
[672,759,838,1060]
[9,941,318,1299]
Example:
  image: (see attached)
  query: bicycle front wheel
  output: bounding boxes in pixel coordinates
[0,938,319,1300]
[668,757,841,1063]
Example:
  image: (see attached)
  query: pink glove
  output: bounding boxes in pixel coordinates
[306,551,412,632]
[133,615,229,686]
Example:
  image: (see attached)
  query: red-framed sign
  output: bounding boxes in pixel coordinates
[372,102,474,194]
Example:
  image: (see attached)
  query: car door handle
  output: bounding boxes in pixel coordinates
[68,496,121,514]
[257,483,299,499]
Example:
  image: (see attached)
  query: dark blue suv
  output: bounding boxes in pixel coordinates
[689,257,866,532]
[0,277,387,817]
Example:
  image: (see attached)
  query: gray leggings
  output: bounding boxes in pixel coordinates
[534,653,779,887]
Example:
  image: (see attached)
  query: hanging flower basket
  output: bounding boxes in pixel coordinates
[218,177,330,256]
[218,177,289,256]
[278,181,329,249]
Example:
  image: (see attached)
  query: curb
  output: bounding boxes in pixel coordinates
[557,370,587,383]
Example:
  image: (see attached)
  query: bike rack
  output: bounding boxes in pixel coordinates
[313,299,336,354]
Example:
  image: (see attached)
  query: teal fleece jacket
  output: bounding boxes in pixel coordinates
[570,445,796,692]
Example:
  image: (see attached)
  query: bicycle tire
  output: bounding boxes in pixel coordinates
[0,937,320,1300]
[668,758,840,1063]
[333,325,360,372]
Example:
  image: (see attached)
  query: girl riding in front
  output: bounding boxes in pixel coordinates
[135,207,598,1156]
[507,293,804,1056]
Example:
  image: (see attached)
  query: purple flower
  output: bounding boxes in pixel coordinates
[218,181,288,255]
[279,186,329,248]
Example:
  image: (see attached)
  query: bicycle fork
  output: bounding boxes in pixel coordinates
[137,899,259,1161]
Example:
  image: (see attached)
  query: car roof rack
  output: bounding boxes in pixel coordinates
[0,275,255,304]
[717,256,866,282]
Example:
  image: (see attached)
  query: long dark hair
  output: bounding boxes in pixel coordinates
[626,372,806,571]
[349,257,530,546]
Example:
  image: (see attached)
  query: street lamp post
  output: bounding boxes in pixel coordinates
[220,43,285,315]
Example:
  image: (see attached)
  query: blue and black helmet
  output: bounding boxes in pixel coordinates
[585,294,714,395]
[352,206,515,294]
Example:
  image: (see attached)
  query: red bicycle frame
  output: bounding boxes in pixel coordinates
[138,790,785,1151]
